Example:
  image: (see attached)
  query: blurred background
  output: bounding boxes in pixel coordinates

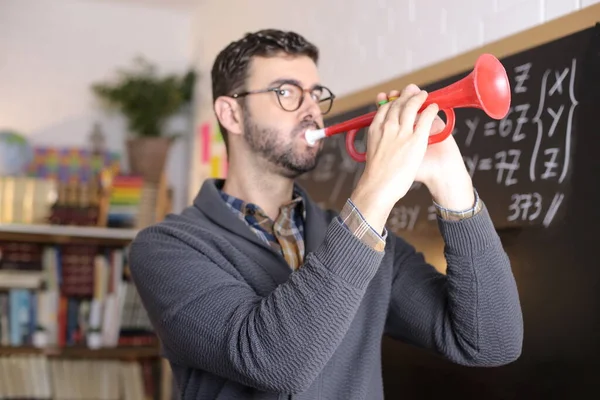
[0,0,599,399]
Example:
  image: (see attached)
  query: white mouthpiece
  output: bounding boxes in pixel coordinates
[305,128,326,146]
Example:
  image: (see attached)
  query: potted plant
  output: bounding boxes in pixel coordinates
[92,56,196,183]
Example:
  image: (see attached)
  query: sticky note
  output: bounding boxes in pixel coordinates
[210,155,221,177]
[214,123,223,143]
[200,123,211,164]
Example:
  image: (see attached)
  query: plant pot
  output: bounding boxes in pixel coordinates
[126,136,173,184]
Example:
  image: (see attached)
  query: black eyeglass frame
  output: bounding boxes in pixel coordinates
[230,81,336,115]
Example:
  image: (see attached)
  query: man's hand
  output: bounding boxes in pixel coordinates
[350,84,439,234]
[387,85,475,211]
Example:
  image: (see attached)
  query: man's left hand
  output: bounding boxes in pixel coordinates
[416,116,475,211]
[383,87,475,211]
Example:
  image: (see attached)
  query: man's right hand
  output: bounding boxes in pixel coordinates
[349,84,439,235]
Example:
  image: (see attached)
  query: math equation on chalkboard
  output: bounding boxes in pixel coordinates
[451,56,577,229]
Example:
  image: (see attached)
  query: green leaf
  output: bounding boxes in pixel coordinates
[91,56,197,138]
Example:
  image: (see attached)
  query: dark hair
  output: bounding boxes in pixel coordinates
[211,29,319,150]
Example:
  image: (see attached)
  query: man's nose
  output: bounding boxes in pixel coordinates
[301,92,322,117]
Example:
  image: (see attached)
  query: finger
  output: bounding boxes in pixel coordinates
[383,85,422,130]
[372,84,420,134]
[387,89,401,102]
[378,87,410,106]
[385,84,420,113]
[400,84,421,97]
[414,113,445,135]
[376,92,388,107]
[397,90,428,137]
[430,115,446,136]
[412,103,439,144]
[370,92,394,131]
[366,92,394,154]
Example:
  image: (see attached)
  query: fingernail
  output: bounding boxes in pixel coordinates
[377,99,389,106]
[388,96,398,101]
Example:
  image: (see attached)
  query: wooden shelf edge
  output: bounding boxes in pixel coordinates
[0,345,160,359]
[0,223,139,244]
[0,223,138,239]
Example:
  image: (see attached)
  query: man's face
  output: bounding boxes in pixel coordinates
[240,54,326,178]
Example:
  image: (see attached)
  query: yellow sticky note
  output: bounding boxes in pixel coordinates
[210,155,221,177]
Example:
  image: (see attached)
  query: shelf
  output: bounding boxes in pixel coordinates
[0,223,138,239]
[0,223,138,245]
[0,345,159,359]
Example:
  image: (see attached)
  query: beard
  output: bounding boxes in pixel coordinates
[243,114,323,179]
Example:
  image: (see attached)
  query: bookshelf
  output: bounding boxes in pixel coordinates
[0,173,175,400]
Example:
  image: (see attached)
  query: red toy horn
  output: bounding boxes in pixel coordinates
[305,53,512,162]
[423,52,511,144]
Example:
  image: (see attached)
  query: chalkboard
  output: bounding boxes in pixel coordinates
[299,16,600,398]
[298,23,600,235]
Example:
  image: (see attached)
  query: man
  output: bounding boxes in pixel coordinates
[128,29,523,399]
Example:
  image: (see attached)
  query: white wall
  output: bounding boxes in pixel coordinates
[188,0,599,200]
[192,0,599,100]
[0,0,194,213]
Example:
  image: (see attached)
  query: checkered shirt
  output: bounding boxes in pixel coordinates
[220,190,386,270]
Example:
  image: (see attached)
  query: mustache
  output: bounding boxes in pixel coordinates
[293,120,323,135]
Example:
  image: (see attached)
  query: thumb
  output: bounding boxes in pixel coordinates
[412,103,439,143]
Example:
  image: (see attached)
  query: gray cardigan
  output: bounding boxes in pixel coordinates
[128,179,523,399]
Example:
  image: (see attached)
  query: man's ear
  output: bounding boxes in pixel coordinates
[214,96,243,136]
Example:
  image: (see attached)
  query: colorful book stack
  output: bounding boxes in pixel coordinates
[106,175,144,229]
[26,147,121,184]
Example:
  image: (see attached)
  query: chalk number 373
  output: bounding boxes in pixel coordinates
[507,192,543,222]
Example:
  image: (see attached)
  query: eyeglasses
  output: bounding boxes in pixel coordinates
[231,81,336,115]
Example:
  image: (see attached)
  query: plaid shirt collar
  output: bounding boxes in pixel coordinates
[219,187,306,270]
